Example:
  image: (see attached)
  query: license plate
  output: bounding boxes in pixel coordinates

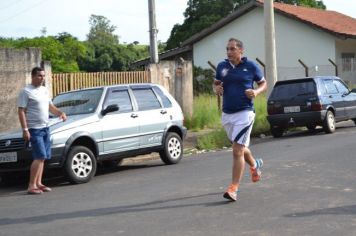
[284,106,300,113]
[0,152,17,163]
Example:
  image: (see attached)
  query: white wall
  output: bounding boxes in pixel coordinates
[193,7,337,80]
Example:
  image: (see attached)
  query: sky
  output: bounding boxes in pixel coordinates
[0,0,355,45]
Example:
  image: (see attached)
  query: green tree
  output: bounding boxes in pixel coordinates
[0,33,88,73]
[80,15,149,72]
[87,14,119,45]
[166,0,325,49]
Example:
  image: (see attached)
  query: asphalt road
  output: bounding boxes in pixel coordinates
[0,122,355,236]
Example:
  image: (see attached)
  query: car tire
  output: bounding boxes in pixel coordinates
[159,132,183,165]
[64,145,97,184]
[306,124,317,131]
[323,110,336,133]
[270,127,284,138]
[353,119,356,125]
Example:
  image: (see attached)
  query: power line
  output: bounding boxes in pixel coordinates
[0,0,27,12]
[0,0,49,25]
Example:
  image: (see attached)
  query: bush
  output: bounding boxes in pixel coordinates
[193,66,215,96]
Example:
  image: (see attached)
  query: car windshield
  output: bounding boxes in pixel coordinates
[270,81,316,99]
[52,88,103,116]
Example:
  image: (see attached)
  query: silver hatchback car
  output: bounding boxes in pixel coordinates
[0,84,186,184]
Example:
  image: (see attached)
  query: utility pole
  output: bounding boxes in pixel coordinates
[148,0,159,63]
[264,0,278,96]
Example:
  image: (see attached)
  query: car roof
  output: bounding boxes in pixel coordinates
[275,76,341,85]
[56,83,161,96]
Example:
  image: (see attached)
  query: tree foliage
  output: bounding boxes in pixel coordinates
[166,0,325,50]
[79,14,149,72]
[0,15,149,73]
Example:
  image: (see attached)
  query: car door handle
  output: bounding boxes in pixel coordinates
[131,113,138,118]
[329,95,333,98]
[160,110,167,114]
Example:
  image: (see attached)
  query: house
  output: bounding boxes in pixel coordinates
[181,0,356,84]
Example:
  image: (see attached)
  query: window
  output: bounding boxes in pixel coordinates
[132,88,161,111]
[270,81,316,99]
[334,80,349,94]
[323,80,338,94]
[153,86,172,108]
[104,89,133,113]
[341,53,355,71]
[53,88,103,115]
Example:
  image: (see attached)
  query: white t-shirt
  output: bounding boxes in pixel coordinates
[17,84,53,129]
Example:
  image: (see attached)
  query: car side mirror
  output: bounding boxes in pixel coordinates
[351,88,356,93]
[101,104,119,116]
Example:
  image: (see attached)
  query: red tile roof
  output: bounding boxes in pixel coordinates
[265,0,356,36]
[183,0,356,46]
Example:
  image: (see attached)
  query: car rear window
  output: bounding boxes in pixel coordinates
[153,86,172,108]
[270,80,316,99]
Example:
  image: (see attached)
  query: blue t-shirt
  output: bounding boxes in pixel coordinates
[216,57,264,114]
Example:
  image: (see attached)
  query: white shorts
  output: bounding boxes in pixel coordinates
[222,110,255,147]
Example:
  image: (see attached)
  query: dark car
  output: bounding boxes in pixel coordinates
[267,76,356,137]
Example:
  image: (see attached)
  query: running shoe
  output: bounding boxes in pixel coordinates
[250,158,263,183]
[223,184,238,201]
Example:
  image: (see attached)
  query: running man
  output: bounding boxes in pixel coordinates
[214,38,267,201]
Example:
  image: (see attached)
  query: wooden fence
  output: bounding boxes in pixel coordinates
[52,71,150,97]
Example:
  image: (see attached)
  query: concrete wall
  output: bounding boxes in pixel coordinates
[148,60,193,116]
[0,48,48,132]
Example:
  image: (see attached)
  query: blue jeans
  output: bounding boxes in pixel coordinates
[29,127,51,160]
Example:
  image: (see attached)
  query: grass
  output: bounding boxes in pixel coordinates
[184,94,221,131]
[186,93,270,150]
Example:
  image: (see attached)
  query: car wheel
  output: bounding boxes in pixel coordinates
[159,132,183,165]
[64,145,97,184]
[270,127,284,138]
[323,110,336,133]
[353,119,356,125]
[306,124,317,131]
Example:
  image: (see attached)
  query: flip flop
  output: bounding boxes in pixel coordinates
[27,188,43,195]
[38,185,52,192]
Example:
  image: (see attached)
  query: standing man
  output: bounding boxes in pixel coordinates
[18,67,67,194]
[214,38,267,201]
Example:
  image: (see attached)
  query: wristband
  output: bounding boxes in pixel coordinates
[23,128,29,131]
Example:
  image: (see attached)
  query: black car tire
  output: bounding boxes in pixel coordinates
[353,119,356,125]
[323,110,336,133]
[271,127,284,138]
[306,124,317,131]
[159,132,183,165]
[64,145,97,184]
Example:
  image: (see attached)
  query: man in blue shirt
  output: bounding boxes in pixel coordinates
[214,38,267,201]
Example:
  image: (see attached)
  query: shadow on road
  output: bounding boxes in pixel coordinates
[284,204,356,217]
[0,163,164,196]
[0,192,230,225]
